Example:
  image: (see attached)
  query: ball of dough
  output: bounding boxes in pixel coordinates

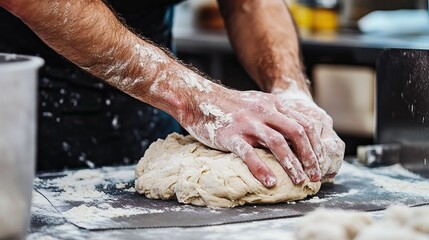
[135,133,320,208]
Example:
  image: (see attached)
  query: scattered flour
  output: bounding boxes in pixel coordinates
[41,170,107,203]
[27,223,83,240]
[338,162,429,197]
[35,167,136,204]
[115,183,127,190]
[372,163,425,179]
[123,187,136,193]
[63,203,164,224]
[66,169,103,181]
[300,196,326,204]
[300,189,359,204]
[101,168,134,180]
[163,205,199,213]
[60,184,107,202]
[372,177,429,196]
[30,235,59,240]
[33,167,160,227]
[327,189,359,198]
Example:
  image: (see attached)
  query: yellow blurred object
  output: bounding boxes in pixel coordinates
[313,8,338,31]
[289,3,313,32]
[288,1,338,33]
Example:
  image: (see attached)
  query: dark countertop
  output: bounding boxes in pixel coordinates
[28,161,429,239]
[173,26,429,67]
[173,27,429,52]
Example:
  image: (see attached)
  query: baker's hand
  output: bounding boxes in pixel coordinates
[181,86,323,187]
[272,86,345,178]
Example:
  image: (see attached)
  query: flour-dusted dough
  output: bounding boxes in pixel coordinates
[295,208,373,240]
[135,133,320,208]
[295,205,429,240]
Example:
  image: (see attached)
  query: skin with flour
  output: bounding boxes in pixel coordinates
[0,0,344,186]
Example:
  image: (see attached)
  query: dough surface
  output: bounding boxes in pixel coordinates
[135,133,320,207]
[296,205,429,240]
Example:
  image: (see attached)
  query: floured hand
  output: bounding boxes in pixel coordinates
[272,81,345,178]
[181,85,324,187]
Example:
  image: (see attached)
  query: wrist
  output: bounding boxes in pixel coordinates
[271,76,313,102]
[144,61,220,127]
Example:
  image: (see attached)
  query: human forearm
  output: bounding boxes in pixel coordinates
[0,0,214,122]
[218,0,309,95]
[219,0,345,179]
[0,0,327,186]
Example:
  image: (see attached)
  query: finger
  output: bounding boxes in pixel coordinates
[321,129,345,176]
[257,127,306,184]
[268,112,321,182]
[230,137,277,188]
[280,108,325,171]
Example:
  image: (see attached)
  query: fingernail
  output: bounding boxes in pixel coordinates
[294,171,306,184]
[308,169,321,182]
[325,172,337,178]
[264,175,277,187]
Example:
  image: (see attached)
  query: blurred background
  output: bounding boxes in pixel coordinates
[172,0,429,156]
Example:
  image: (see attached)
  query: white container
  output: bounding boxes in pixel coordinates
[0,53,43,239]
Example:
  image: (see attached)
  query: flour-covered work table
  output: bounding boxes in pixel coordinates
[28,161,429,240]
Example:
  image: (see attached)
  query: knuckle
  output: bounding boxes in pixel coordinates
[302,121,316,132]
[325,115,334,126]
[229,138,248,156]
[272,97,281,106]
[294,125,306,137]
[328,159,343,175]
[264,93,276,101]
[234,143,250,157]
[267,134,285,147]
[281,158,294,170]
[252,162,267,175]
[302,159,312,168]
[320,158,332,175]
[303,156,318,168]
[234,113,249,122]
[237,145,253,159]
[254,102,266,112]
[243,144,253,154]
[253,162,264,171]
